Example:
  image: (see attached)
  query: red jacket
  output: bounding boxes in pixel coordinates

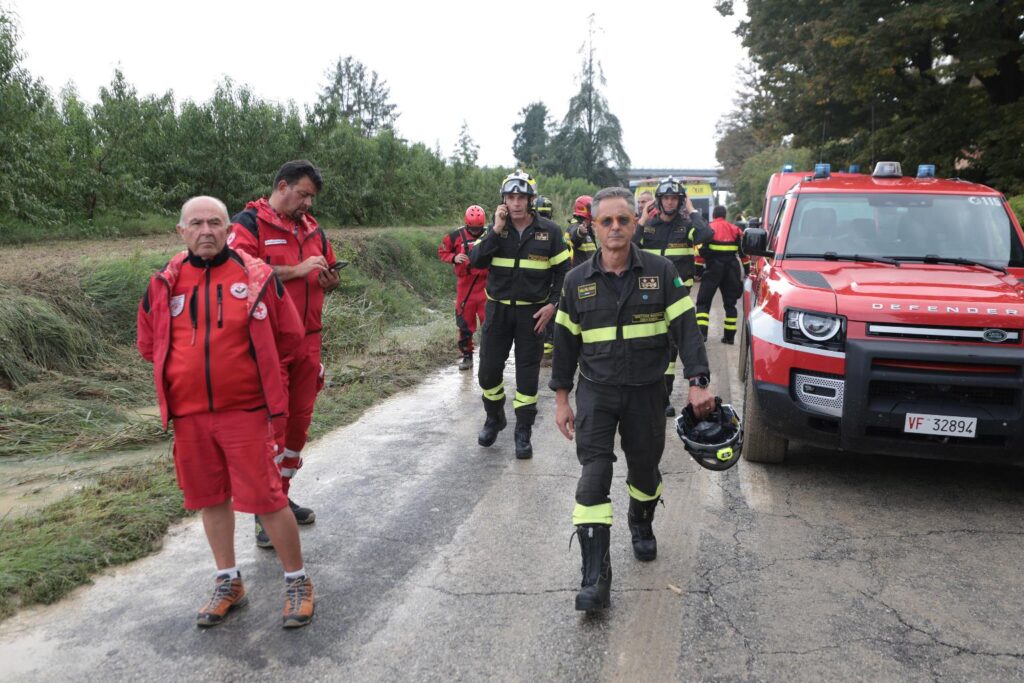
[438,226,488,279]
[704,217,750,266]
[229,198,336,334]
[137,248,304,429]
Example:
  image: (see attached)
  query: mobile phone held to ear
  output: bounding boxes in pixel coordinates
[328,260,349,272]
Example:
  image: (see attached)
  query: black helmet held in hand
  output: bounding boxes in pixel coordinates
[675,398,743,471]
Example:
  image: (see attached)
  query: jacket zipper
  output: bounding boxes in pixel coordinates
[296,226,309,324]
[203,265,214,412]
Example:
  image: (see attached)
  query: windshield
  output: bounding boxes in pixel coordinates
[783,193,1024,267]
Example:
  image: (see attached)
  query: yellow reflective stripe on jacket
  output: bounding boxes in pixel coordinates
[555,309,581,336]
[549,248,571,266]
[577,243,597,252]
[581,326,617,343]
[643,247,694,257]
[518,259,551,270]
[707,244,739,251]
[621,320,668,339]
[572,502,612,526]
[485,291,546,306]
[627,482,663,502]
[490,257,516,268]
[665,296,695,322]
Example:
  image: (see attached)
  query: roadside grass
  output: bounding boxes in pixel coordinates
[0,212,173,247]
[0,226,455,619]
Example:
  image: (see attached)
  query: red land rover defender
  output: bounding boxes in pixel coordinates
[740,162,1024,463]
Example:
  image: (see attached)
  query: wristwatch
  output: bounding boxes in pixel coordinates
[689,375,710,389]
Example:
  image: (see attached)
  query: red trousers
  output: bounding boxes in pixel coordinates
[456,277,486,355]
[273,332,324,495]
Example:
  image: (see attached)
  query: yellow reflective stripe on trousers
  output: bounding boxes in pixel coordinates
[581,326,617,343]
[482,383,505,401]
[555,309,581,336]
[665,296,695,322]
[627,482,663,502]
[572,502,612,526]
[724,316,738,331]
[549,248,571,266]
[621,320,667,339]
[665,360,676,376]
[512,391,538,409]
[708,244,739,251]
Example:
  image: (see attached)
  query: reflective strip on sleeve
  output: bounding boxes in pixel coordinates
[555,309,581,336]
[581,326,617,343]
[549,248,571,266]
[482,383,505,401]
[512,391,538,409]
[688,227,696,241]
[621,320,668,339]
[708,244,740,252]
[627,482,663,502]
[578,243,597,252]
[665,296,695,322]
[572,502,613,526]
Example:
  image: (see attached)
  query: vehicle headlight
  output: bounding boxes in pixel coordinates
[784,309,845,350]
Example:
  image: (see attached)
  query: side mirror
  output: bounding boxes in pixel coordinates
[746,217,762,231]
[742,228,772,257]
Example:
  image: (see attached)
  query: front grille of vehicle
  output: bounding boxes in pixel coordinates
[868,380,1018,407]
[866,323,1021,344]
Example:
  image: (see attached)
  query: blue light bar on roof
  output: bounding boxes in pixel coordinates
[917,164,936,178]
[782,164,795,172]
[848,164,861,173]
[813,163,831,179]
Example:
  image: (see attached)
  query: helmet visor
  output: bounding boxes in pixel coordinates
[501,178,533,196]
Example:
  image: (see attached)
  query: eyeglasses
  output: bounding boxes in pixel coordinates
[596,215,635,228]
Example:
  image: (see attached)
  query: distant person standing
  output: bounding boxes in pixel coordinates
[696,205,748,343]
[438,205,489,370]
[632,177,713,417]
[137,196,315,628]
[229,160,340,547]
[469,171,570,459]
[566,195,596,268]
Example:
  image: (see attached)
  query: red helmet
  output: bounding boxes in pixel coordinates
[464,205,486,228]
[573,195,593,220]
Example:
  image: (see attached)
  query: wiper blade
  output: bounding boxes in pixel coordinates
[787,252,901,267]
[890,255,1008,274]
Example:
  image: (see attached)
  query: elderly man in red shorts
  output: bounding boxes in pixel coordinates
[137,196,315,629]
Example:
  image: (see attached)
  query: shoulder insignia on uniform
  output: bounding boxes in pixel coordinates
[534,231,549,241]
[644,226,656,235]
[639,276,660,290]
[577,282,597,299]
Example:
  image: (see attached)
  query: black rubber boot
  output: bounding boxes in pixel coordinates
[458,354,473,371]
[627,498,659,561]
[478,400,507,447]
[721,334,735,345]
[514,423,533,459]
[664,404,675,418]
[575,524,612,611]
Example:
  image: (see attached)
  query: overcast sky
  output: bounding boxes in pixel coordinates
[9,0,749,169]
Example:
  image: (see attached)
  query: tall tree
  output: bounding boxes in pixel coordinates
[310,56,399,136]
[547,15,630,186]
[451,120,478,167]
[511,102,551,166]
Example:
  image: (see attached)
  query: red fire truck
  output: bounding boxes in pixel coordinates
[740,162,1024,463]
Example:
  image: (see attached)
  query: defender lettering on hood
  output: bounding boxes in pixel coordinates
[870,303,1021,315]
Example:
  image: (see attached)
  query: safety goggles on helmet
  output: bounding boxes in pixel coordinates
[500,170,537,199]
[675,398,743,471]
[655,176,686,198]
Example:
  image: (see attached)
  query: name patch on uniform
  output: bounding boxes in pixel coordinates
[668,242,687,248]
[639,276,660,290]
[264,239,288,246]
[577,283,597,300]
[534,231,549,241]
[633,312,664,324]
[169,294,185,317]
[528,253,548,262]
[644,227,656,235]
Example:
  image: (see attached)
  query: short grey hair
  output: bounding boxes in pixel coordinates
[591,186,636,217]
[178,196,230,227]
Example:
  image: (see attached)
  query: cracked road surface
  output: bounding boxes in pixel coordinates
[2,300,1023,682]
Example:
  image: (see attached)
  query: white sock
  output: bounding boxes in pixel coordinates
[216,567,240,579]
[283,448,301,459]
[284,567,307,582]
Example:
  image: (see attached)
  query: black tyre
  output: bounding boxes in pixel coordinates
[741,352,787,463]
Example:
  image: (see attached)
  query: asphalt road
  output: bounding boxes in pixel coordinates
[2,298,1023,682]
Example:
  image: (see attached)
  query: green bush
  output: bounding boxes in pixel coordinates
[1009,195,1024,224]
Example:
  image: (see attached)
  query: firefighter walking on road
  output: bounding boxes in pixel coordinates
[551,187,715,612]
[438,205,489,370]
[696,205,748,344]
[469,171,571,459]
[632,177,714,417]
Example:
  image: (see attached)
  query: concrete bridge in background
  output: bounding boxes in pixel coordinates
[627,167,732,192]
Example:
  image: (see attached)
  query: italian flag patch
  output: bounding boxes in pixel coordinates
[673,276,684,288]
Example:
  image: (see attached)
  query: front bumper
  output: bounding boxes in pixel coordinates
[753,339,1024,462]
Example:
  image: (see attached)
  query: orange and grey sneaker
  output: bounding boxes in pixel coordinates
[196,574,247,627]
[282,575,315,629]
